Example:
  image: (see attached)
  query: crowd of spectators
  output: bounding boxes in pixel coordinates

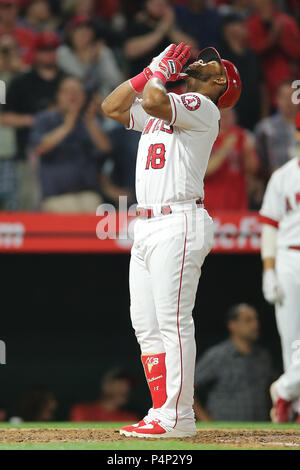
[5,370,139,423]
[0,304,280,423]
[0,0,299,212]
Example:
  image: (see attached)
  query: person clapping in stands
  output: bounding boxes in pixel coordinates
[28,76,113,212]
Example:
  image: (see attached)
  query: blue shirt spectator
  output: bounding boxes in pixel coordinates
[28,77,112,212]
[29,109,102,199]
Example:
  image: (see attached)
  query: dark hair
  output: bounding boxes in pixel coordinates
[64,18,98,50]
[221,12,244,31]
[57,75,84,91]
[226,303,254,323]
[17,386,54,422]
[100,368,136,389]
[226,304,242,323]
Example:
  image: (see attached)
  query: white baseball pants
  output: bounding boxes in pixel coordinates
[275,249,300,412]
[129,205,214,429]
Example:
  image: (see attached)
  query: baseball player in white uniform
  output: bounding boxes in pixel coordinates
[261,113,300,422]
[102,43,241,438]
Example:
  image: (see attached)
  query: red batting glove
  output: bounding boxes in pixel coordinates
[151,42,191,85]
[130,44,177,93]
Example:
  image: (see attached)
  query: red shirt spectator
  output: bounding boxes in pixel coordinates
[96,0,118,19]
[0,0,36,65]
[70,370,139,423]
[70,402,138,422]
[204,109,259,212]
[246,0,300,106]
[3,27,36,64]
[296,111,300,143]
[296,112,300,132]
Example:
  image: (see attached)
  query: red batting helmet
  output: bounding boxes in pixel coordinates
[197,47,242,110]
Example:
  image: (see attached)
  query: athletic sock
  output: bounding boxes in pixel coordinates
[141,353,167,409]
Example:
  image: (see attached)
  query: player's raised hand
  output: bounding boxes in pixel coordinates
[263,269,285,305]
[130,44,176,93]
[143,44,176,80]
[173,43,192,81]
[152,42,191,84]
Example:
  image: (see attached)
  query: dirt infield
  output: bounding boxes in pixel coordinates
[1,428,300,448]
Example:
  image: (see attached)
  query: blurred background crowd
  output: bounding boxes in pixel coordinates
[0,0,299,213]
[1,0,300,424]
[0,303,284,423]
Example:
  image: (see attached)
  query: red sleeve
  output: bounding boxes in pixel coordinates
[279,15,300,59]
[296,112,300,131]
[246,15,270,53]
[14,27,37,65]
[259,215,279,228]
[69,404,86,422]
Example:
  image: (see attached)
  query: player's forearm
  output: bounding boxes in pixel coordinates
[101,80,137,125]
[261,224,277,271]
[142,78,172,121]
[263,258,276,271]
[143,77,167,109]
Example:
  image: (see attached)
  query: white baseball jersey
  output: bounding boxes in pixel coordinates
[260,157,300,249]
[127,92,220,206]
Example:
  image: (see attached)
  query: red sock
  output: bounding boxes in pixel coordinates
[142,353,167,409]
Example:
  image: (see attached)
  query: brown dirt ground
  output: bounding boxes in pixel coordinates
[1,428,300,448]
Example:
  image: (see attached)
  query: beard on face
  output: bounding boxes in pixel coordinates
[184,65,213,82]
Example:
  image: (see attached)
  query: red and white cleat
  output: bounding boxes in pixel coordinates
[120,410,160,435]
[270,382,291,423]
[120,419,148,434]
[121,419,196,439]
